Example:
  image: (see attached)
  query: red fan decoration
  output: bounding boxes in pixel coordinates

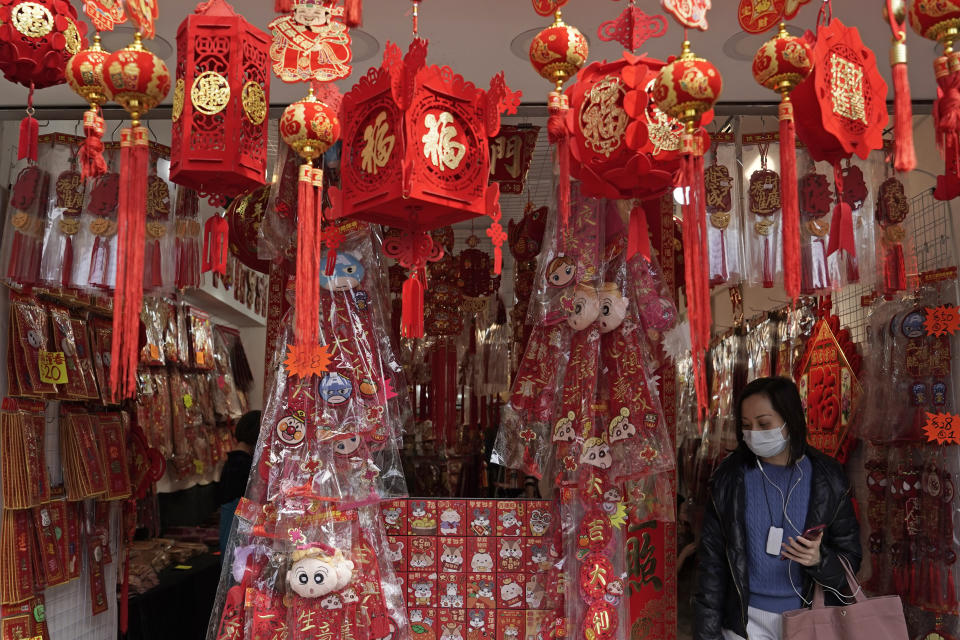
[101,30,171,399]
[170,0,271,203]
[0,0,88,162]
[653,40,722,416]
[65,35,109,179]
[792,4,887,283]
[753,24,813,302]
[529,10,589,230]
[329,38,520,337]
[909,0,960,198]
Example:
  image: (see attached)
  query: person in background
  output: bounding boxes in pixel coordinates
[217,410,261,553]
[694,377,861,640]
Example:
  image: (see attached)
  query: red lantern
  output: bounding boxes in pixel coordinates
[753,24,812,303]
[329,38,520,337]
[66,35,110,179]
[0,0,87,161]
[653,41,721,418]
[170,0,271,203]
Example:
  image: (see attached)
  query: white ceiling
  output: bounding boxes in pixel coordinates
[0,0,944,110]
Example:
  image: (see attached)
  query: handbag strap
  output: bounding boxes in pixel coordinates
[810,555,863,608]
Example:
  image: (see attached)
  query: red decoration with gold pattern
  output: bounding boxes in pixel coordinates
[83,0,126,32]
[660,0,710,30]
[66,35,109,179]
[739,0,785,34]
[489,125,539,194]
[268,0,352,84]
[598,3,668,51]
[170,0,271,202]
[329,38,519,337]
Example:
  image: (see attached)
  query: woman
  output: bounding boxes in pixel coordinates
[694,377,861,640]
[217,410,261,552]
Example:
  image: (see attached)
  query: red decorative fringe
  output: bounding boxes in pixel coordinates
[681,131,710,418]
[295,164,319,346]
[891,48,916,172]
[18,84,37,163]
[547,91,570,234]
[826,163,858,282]
[344,0,362,27]
[80,109,108,181]
[627,205,651,260]
[779,101,801,302]
[883,242,906,293]
[62,236,73,289]
[401,270,425,338]
[313,166,325,282]
[110,127,149,400]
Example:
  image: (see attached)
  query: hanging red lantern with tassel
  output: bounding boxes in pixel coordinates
[65,35,110,179]
[101,25,171,400]
[791,2,887,282]
[529,10,588,231]
[328,31,520,338]
[909,0,960,198]
[0,0,88,162]
[653,40,722,417]
[753,23,812,303]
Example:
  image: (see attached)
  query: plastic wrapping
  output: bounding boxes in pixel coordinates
[39,138,84,288]
[705,135,745,286]
[741,136,783,288]
[174,187,202,290]
[189,308,216,371]
[140,297,167,367]
[3,150,53,287]
[47,304,99,401]
[143,155,177,294]
[79,164,120,291]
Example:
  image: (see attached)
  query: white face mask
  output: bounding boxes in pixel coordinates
[742,423,789,458]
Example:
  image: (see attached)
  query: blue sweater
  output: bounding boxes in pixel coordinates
[743,456,812,614]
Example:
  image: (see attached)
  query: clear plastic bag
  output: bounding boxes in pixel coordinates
[39,137,85,288]
[705,136,745,286]
[742,135,783,289]
[3,150,53,287]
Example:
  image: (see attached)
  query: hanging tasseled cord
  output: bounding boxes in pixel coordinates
[779,96,801,302]
[18,83,38,163]
[934,48,960,199]
[111,125,149,400]
[826,162,858,282]
[627,202,651,261]
[681,127,709,418]
[80,106,108,180]
[313,166,326,278]
[547,90,571,232]
[887,0,916,173]
[295,163,319,346]
[401,267,425,338]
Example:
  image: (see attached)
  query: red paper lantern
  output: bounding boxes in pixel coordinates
[280,95,340,161]
[102,38,170,122]
[170,0,271,202]
[652,47,722,126]
[908,0,960,43]
[65,35,110,179]
[529,12,589,92]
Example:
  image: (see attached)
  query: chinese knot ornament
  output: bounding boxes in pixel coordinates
[329,38,520,338]
[909,0,960,198]
[529,10,588,229]
[65,34,110,179]
[753,23,812,302]
[653,40,721,417]
[280,90,340,346]
[101,30,171,400]
[0,0,87,162]
[792,5,886,281]
[170,0,271,203]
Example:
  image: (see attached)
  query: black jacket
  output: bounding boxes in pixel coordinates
[693,445,862,640]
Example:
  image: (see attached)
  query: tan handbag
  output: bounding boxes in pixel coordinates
[782,558,908,640]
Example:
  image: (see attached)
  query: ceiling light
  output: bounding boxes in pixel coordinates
[350,30,380,64]
[722,24,804,62]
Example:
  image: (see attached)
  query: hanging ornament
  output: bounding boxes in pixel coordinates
[144,170,171,289]
[748,139,782,288]
[909,0,960,198]
[268,0,353,84]
[653,38,721,417]
[598,1,668,51]
[661,0,710,30]
[124,0,158,39]
[170,0,271,203]
[529,10,588,230]
[532,0,569,17]
[799,168,832,292]
[65,35,110,180]
[877,175,909,293]
[753,23,812,301]
[885,0,916,173]
[705,142,734,284]
[0,0,88,162]
[739,0,785,34]
[489,124,540,194]
[83,0,126,32]
[101,26,171,400]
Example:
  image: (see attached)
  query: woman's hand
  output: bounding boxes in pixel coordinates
[781,533,822,567]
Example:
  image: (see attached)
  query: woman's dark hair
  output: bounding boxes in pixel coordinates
[235,410,262,447]
[735,377,807,465]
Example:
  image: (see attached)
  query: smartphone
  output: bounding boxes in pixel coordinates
[802,524,826,540]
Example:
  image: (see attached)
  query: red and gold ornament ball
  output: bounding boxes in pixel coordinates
[652,43,722,128]
[752,25,812,94]
[102,36,170,119]
[0,0,87,89]
[529,12,589,89]
[280,93,340,161]
[65,35,109,108]
[909,0,960,44]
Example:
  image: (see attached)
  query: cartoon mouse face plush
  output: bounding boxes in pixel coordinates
[286,547,354,599]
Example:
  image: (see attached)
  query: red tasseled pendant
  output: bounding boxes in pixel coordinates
[934,51,960,200]
[313,166,325,283]
[80,108,108,180]
[627,204,651,260]
[18,84,38,163]
[344,0,362,27]
[110,126,149,400]
[780,100,801,302]
[295,164,319,345]
[401,269,425,338]
[826,163,858,282]
[201,214,229,276]
[547,91,571,232]
[887,2,916,173]
[62,235,73,289]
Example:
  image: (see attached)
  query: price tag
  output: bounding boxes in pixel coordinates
[925,305,960,337]
[38,351,68,384]
[924,412,960,444]
[196,351,206,366]
[149,344,160,361]
[183,394,193,409]
[284,342,332,380]
[173,565,192,571]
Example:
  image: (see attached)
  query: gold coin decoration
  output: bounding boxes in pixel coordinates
[806,218,830,238]
[58,219,80,236]
[146,222,167,239]
[884,224,905,244]
[242,81,267,126]
[709,212,731,231]
[171,79,185,122]
[191,71,230,116]
[754,219,774,237]
[11,212,30,231]
[12,2,53,38]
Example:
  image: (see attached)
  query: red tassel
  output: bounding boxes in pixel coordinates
[80,109,108,181]
[780,101,801,302]
[111,127,149,400]
[547,91,571,234]
[627,205,651,260]
[401,270,424,338]
[827,163,858,281]
[935,51,960,175]
[891,44,916,172]
[18,84,38,163]
[295,164,319,345]
[202,215,229,275]
[62,236,73,289]
[884,242,906,293]
[344,0,362,27]
[313,166,325,283]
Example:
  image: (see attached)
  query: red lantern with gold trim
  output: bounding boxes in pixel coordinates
[0,0,87,161]
[66,35,110,179]
[170,0,271,203]
[328,38,520,338]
